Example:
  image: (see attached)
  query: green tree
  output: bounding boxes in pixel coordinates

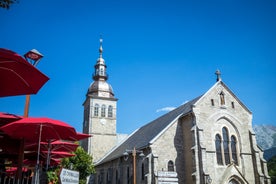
[0,0,18,9]
[61,146,95,184]
[268,155,276,184]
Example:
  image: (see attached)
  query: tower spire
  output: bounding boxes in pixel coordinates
[88,37,115,99]
[93,38,108,81]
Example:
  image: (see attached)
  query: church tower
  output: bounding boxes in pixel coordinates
[82,38,118,163]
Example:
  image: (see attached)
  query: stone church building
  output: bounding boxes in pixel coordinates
[82,40,270,184]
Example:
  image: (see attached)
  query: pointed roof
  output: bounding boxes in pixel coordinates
[86,38,116,99]
[194,80,252,114]
[95,72,252,165]
[96,96,201,165]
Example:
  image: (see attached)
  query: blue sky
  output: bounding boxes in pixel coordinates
[1,0,275,134]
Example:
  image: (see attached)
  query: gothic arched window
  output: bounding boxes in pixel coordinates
[229,179,240,184]
[215,127,239,166]
[215,134,223,165]
[101,105,106,117]
[168,160,174,171]
[108,105,113,117]
[94,104,99,117]
[231,135,238,164]
[223,127,230,165]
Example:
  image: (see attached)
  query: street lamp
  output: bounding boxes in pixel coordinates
[123,147,145,184]
[24,49,43,66]
[23,49,43,117]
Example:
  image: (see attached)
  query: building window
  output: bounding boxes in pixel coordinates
[100,68,104,75]
[192,149,196,172]
[231,136,238,164]
[141,163,145,180]
[101,105,106,117]
[220,91,225,106]
[215,127,239,166]
[108,105,113,117]
[95,69,99,76]
[168,160,174,171]
[223,127,230,165]
[215,134,223,165]
[94,104,99,117]
[211,99,214,106]
[231,102,235,109]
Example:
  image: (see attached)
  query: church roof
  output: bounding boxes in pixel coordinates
[96,95,201,165]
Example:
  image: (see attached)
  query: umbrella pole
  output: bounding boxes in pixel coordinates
[23,95,31,117]
[15,138,24,184]
[46,140,51,171]
[34,124,42,184]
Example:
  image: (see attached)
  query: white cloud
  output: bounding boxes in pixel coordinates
[156,107,176,113]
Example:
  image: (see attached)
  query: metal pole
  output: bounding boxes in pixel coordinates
[46,140,51,170]
[34,124,43,184]
[23,95,30,117]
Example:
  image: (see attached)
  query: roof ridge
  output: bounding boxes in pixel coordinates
[97,95,202,164]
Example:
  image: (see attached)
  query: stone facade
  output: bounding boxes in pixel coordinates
[83,97,117,162]
[89,80,270,184]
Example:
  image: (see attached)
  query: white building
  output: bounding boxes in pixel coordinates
[83,40,270,184]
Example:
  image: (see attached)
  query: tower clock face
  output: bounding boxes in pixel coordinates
[100,119,106,125]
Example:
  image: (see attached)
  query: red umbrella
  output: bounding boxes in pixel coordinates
[73,132,91,140]
[25,140,78,152]
[0,48,49,97]
[0,112,22,126]
[0,117,77,141]
[23,158,61,167]
[0,117,78,184]
[49,140,78,152]
[41,151,75,159]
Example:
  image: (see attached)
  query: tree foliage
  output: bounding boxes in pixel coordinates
[61,146,95,184]
[0,0,18,9]
[268,155,276,184]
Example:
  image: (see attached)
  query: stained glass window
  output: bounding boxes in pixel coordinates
[223,127,230,165]
[216,134,223,165]
[231,136,238,164]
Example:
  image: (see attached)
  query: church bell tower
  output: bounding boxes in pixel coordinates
[82,38,118,163]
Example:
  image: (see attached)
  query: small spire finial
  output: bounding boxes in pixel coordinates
[99,35,103,57]
[215,69,221,82]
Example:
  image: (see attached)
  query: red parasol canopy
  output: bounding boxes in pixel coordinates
[0,112,22,126]
[73,132,91,141]
[23,158,61,167]
[0,117,81,180]
[0,48,49,97]
[41,151,75,159]
[25,140,78,152]
[0,117,78,142]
